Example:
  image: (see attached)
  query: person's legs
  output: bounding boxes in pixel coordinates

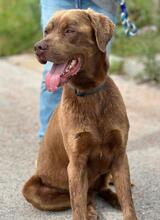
[40,0,76,29]
[38,0,117,139]
[82,0,117,23]
[38,0,76,139]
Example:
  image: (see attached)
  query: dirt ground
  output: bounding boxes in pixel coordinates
[0,54,160,220]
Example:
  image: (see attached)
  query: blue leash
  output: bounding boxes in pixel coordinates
[119,0,137,36]
[74,0,137,36]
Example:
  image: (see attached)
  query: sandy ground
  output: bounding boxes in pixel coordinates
[0,54,160,220]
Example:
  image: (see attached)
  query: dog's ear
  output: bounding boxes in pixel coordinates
[86,9,115,52]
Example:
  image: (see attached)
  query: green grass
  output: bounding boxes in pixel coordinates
[136,47,160,83]
[110,59,124,74]
[0,0,41,56]
[123,0,154,27]
[112,30,160,57]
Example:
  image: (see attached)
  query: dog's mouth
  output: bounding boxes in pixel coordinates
[45,57,81,92]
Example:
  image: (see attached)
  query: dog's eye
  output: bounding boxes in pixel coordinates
[44,30,48,36]
[65,28,75,34]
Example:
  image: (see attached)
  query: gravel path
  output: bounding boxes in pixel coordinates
[0,55,160,220]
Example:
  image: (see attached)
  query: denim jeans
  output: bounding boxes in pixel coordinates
[38,0,117,139]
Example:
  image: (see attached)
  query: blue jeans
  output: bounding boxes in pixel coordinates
[38,0,117,139]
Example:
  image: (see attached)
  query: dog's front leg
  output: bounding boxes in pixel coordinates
[66,132,90,220]
[68,156,88,220]
[112,153,138,220]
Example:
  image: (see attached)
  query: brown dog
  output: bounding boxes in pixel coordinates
[22,9,138,220]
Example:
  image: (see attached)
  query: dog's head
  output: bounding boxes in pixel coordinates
[34,9,115,92]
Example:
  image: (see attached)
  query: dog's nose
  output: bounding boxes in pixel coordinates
[34,41,48,52]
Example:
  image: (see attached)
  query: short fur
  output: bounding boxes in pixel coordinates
[23,9,138,220]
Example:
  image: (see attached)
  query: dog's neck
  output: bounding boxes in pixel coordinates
[68,52,108,92]
[68,80,106,97]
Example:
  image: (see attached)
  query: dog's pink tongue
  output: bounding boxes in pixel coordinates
[45,63,67,92]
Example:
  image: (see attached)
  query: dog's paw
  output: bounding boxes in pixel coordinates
[87,204,98,220]
[124,215,138,220]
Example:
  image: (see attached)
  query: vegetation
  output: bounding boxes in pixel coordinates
[112,0,160,57]
[0,0,41,56]
[111,0,160,82]
[110,59,124,74]
[137,52,160,83]
[112,31,160,57]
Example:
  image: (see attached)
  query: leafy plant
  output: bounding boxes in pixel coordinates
[140,55,160,83]
[0,0,41,56]
[110,59,124,74]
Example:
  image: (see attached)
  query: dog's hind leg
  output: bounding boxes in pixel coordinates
[96,174,121,210]
[22,175,70,211]
[97,173,134,209]
[98,187,121,210]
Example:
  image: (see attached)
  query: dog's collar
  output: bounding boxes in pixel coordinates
[68,80,106,97]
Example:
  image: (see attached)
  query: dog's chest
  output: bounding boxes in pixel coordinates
[87,141,114,183]
[87,127,121,181]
